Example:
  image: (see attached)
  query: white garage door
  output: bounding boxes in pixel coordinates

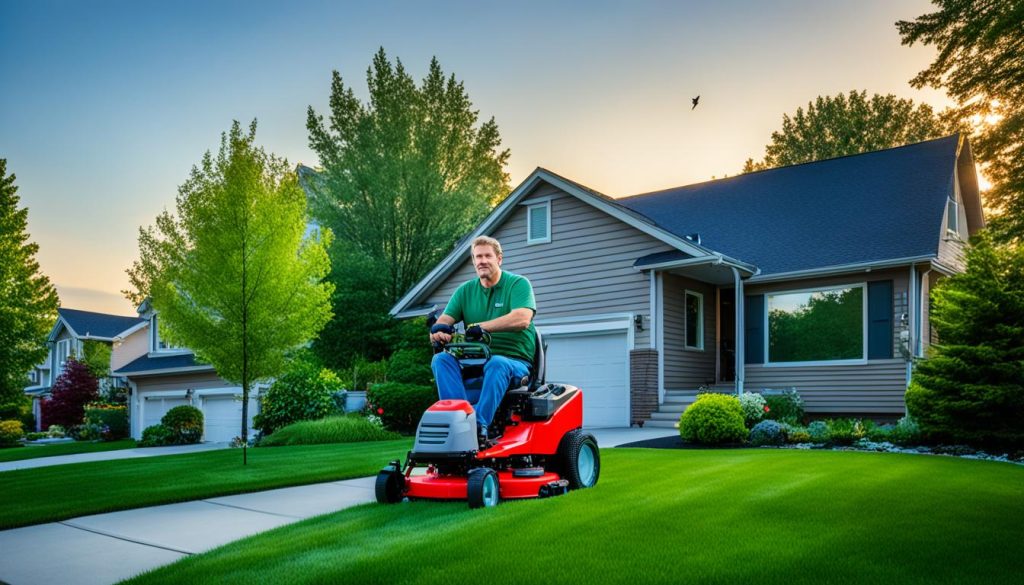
[143,397,188,429]
[202,395,259,443]
[543,331,629,428]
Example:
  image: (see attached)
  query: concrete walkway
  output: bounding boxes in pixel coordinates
[0,427,674,585]
[0,442,229,473]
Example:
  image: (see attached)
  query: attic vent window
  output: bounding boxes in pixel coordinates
[526,200,551,244]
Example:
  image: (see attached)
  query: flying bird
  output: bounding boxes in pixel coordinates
[691,95,700,110]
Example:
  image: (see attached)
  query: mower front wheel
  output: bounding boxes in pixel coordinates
[467,467,500,509]
[375,465,405,504]
[557,430,601,489]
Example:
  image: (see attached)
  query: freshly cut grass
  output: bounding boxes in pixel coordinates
[0,439,411,529]
[260,416,401,446]
[0,439,136,462]
[125,449,1024,585]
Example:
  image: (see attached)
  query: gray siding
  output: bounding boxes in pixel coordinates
[741,268,910,414]
[745,360,906,414]
[662,274,716,388]
[423,184,674,348]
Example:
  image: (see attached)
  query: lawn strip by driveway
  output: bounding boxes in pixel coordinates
[0,439,137,463]
[124,449,1024,585]
[0,439,411,529]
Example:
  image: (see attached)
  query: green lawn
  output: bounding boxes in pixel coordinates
[125,449,1024,585]
[0,439,411,529]
[0,439,137,462]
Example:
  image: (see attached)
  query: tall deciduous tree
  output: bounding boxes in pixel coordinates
[0,159,60,407]
[125,121,334,462]
[306,48,510,305]
[743,90,947,172]
[897,1,1024,242]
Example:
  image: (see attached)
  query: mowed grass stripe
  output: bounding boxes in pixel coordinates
[0,439,412,529]
[124,449,1024,585]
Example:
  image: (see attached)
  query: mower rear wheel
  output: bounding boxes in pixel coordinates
[375,466,404,504]
[467,467,500,509]
[557,430,601,489]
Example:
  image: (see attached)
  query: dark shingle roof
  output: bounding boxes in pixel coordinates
[113,353,211,375]
[59,308,146,339]
[616,135,960,276]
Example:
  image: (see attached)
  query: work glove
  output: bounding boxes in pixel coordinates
[430,323,454,335]
[465,325,486,341]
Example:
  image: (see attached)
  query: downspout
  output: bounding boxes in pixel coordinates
[906,264,917,390]
[730,265,745,395]
[917,268,932,358]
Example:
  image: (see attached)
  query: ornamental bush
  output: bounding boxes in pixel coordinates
[140,424,174,447]
[749,419,788,446]
[905,235,1024,448]
[366,382,436,434]
[678,393,747,445]
[807,420,830,443]
[387,348,433,386]
[738,392,767,428]
[889,415,922,446]
[41,358,99,429]
[825,418,864,446]
[0,420,24,447]
[161,405,204,444]
[259,415,401,446]
[84,404,128,441]
[254,359,344,435]
[763,389,805,425]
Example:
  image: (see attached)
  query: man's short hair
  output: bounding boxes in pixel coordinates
[471,236,503,257]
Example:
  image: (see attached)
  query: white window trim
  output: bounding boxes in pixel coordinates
[946,194,960,236]
[526,200,552,245]
[150,315,189,355]
[763,282,868,367]
[684,290,704,350]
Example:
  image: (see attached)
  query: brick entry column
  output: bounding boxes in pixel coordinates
[630,348,659,424]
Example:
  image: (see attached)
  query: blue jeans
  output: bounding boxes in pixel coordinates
[431,352,531,429]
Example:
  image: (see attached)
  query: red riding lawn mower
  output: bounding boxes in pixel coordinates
[374,314,600,509]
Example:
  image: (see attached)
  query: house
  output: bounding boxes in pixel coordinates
[112,299,263,442]
[390,134,984,428]
[23,308,147,430]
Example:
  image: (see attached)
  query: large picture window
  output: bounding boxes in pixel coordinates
[767,284,865,364]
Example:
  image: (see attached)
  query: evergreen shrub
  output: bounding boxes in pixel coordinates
[678,393,747,445]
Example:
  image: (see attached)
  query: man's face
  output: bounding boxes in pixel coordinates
[472,244,502,281]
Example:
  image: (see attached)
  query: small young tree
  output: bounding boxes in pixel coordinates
[125,121,334,463]
[41,359,99,430]
[906,234,1024,448]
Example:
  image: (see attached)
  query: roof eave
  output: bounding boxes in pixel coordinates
[114,364,216,377]
[746,255,937,284]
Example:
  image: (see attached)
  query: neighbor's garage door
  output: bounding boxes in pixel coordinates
[543,331,629,428]
[143,396,188,429]
[202,395,258,443]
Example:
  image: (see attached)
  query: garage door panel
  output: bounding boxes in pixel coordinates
[543,331,628,428]
[142,397,188,429]
[203,396,258,443]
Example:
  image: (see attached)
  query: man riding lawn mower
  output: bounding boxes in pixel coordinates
[374,236,600,508]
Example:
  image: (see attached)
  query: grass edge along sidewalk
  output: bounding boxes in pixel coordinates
[124,448,1024,585]
[0,439,412,530]
[0,439,138,463]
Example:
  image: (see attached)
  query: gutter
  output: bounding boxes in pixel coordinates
[114,365,215,377]
[747,255,937,284]
[634,253,759,276]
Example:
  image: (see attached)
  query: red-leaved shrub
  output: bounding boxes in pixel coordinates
[41,359,99,429]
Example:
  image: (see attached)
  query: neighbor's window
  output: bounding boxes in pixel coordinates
[151,315,183,352]
[947,195,959,234]
[767,284,865,364]
[685,291,704,349]
[526,200,551,244]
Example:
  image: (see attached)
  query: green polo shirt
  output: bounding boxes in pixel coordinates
[443,270,537,363]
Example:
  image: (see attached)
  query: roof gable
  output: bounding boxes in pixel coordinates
[54,308,147,341]
[617,135,966,276]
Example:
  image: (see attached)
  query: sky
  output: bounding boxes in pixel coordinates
[0,0,953,316]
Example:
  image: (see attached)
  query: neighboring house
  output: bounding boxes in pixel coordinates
[390,135,984,428]
[112,299,262,442]
[23,308,147,430]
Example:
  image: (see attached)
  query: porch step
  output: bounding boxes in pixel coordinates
[643,385,737,428]
[643,419,679,429]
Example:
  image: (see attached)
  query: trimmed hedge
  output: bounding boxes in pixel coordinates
[162,405,204,444]
[84,404,128,440]
[254,360,344,435]
[259,416,401,446]
[0,420,24,447]
[367,382,436,434]
[678,393,747,445]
